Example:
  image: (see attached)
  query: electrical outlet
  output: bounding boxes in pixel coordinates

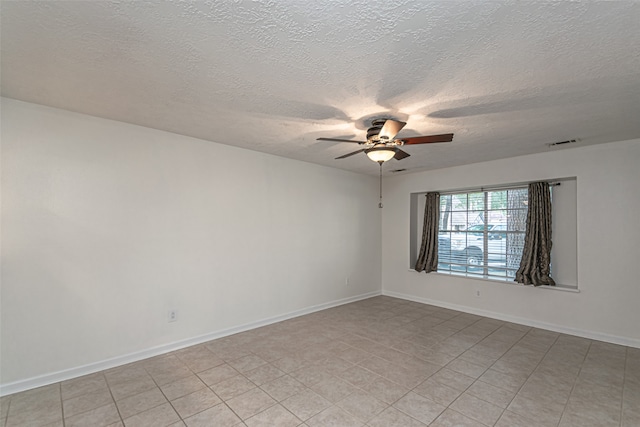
[168,309,178,322]
[476,290,481,297]
[345,277,350,286]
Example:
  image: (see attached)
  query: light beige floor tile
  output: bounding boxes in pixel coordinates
[244,403,301,427]
[1,395,10,415]
[225,387,276,420]
[159,375,207,401]
[183,403,241,427]
[413,377,462,406]
[7,392,62,427]
[18,421,64,427]
[244,363,285,386]
[335,389,387,422]
[507,394,565,427]
[336,347,371,364]
[478,368,528,393]
[458,349,500,368]
[63,388,114,418]
[271,356,310,373]
[109,376,157,401]
[147,365,193,387]
[227,354,267,373]
[306,405,363,427]
[6,408,62,427]
[558,397,621,427]
[622,408,640,427]
[281,388,331,421]
[171,388,221,419]
[116,387,167,419]
[446,358,487,378]
[122,402,179,427]
[104,365,149,388]
[465,380,516,408]
[429,368,475,391]
[290,365,334,387]
[393,392,446,425]
[339,365,379,388]
[570,381,623,408]
[204,343,251,362]
[260,375,307,402]
[366,375,409,405]
[379,365,436,389]
[367,359,427,389]
[366,406,427,427]
[309,375,358,403]
[175,346,224,373]
[252,345,292,363]
[429,408,486,427]
[210,374,256,401]
[495,409,553,427]
[196,364,239,387]
[9,384,61,414]
[61,373,108,400]
[316,357,353,376]
[450,392,504,426]
[491,358,538,377]
[296,345,336,363]
[65,402,121,427]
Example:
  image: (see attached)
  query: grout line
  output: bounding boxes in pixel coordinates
[58,382,66,427]
[104,372,126,426]
[3,395,12,427]
[508,332,563,427]
[143,358,193,424]
[620,347,628,427]
[560,339,593,427]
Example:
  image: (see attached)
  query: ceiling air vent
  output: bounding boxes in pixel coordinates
[547,139,578,147]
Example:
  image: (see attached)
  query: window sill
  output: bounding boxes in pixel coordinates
[408,269,579,292]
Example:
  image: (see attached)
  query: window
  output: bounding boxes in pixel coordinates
[410,178,577,287]
[437,187,528,280]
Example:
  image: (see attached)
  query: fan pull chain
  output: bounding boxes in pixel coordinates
[378,161,384,209]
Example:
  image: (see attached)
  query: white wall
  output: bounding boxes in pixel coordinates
[0,99,381,389]
[382,139,640,347]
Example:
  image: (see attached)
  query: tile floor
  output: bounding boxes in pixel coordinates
[1,296,639,427]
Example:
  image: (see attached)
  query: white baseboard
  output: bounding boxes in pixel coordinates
[0,290,381,396]
[382,290,640,349]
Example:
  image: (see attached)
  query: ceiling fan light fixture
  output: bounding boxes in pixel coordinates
[365,147,396,162]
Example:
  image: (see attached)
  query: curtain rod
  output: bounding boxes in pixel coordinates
[437,180,563,196]
[479,182,562,192]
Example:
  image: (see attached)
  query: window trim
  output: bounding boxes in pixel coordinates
[410,178,577,288]
[407,268,580,292]
[436,185,528,280]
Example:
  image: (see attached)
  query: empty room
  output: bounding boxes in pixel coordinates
[1,1,639,426]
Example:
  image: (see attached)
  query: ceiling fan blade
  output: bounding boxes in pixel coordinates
[317,137,366,144]
[402,133,454,145]
[378,119,407,140]
[394,149,410,160]
[335,149,365,159]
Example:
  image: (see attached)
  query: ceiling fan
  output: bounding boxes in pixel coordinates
[317,118,454,163]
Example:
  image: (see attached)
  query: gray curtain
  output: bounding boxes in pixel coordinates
[415,192,440,273]
[515,182,556,286]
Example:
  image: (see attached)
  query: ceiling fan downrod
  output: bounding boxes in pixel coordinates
[378,161,384,209]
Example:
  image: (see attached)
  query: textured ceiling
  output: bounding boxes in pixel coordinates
[2,1,640,176]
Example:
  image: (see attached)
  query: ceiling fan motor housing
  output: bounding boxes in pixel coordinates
[367,119,397,144]
[367,123,384,141]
